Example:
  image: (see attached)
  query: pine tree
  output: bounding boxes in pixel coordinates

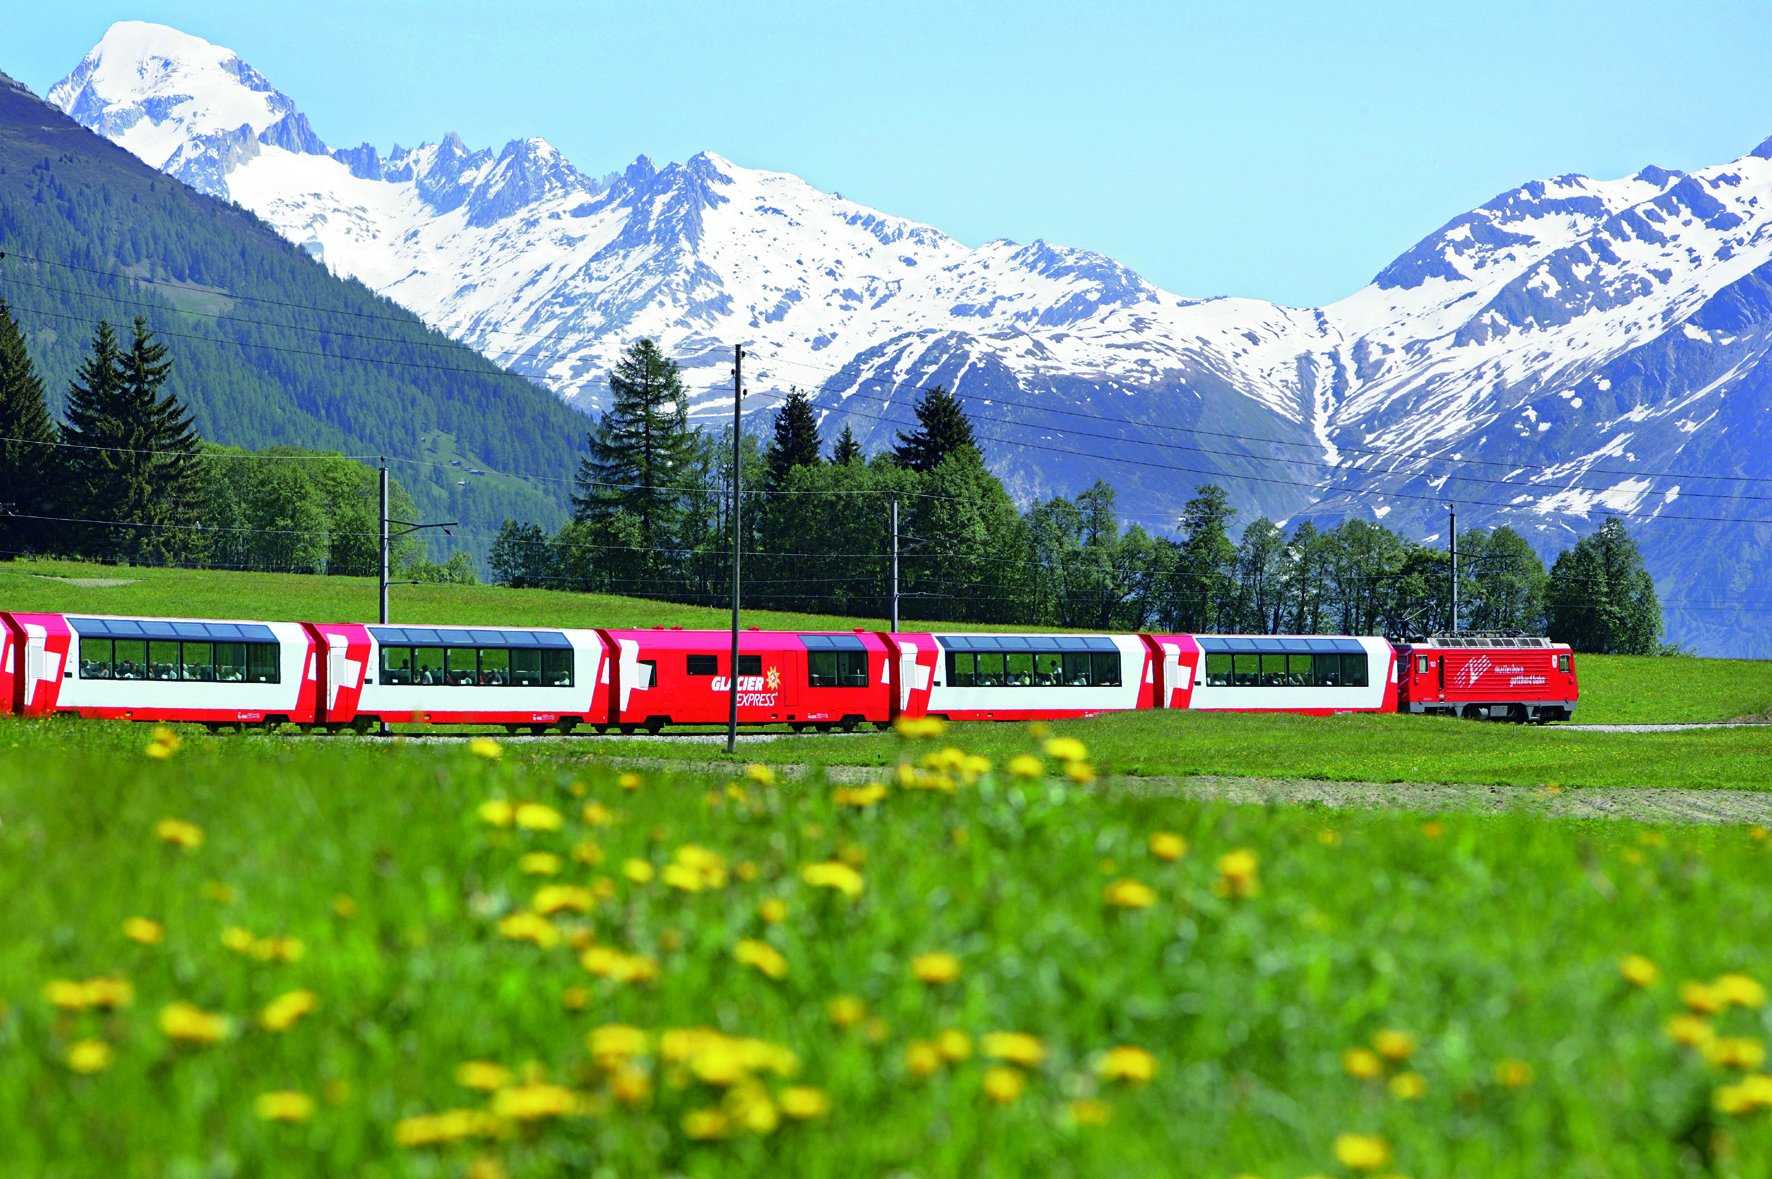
[1547,518,1660,653]
[123,318,202,561]
[830,424,863,465]
[571,339,696,573]
[764,388,822,488]
[0,300,58,554]
[60,320,129,556]
[892,386,976,472]
[1168,484,1237,631]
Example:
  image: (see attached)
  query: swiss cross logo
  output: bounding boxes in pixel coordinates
[1463,655,1492,686]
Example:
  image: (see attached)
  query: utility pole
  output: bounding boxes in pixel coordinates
[379,457,390,625]
[890,494,900,632]
[726,344,743,755]
[1448,502,1458,634]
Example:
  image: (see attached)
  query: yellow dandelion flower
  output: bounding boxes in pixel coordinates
[122,916,163,945]
[518,851,561,876]
[1388,1071,1427,1100]
[609,1063,651,1107]
[618,771,644,791]
[581,801,617,826]
[1494,1058,1535,1087]
[254,1091,314,1123]
[800,860,865,900]
[588,1024,649,1064]
[1619,954,1659,988]
[982,1031,1045,1067]
[833,782,889,808]
[154,817,203,850]
[561,985,590,1011]
[1064,761,1097,785]
[622,858,654,884]
[455,1061,513,1091]
[65,1039,112,1074]
[826,995,867,1028]
[160,1002,230,1045]
[82,977,134,1010]
[725,1083,779,1134]
[779,1086,829,1119]
[532,884,595,915]
[476,799,515,827]
[45,979,92,1011]
[1148,831,1188,861]
[492,1083,578,1121]
[1103,878,1157,909]
[1069,1098,1112,1126]
[331,894,357,919]
[1334,1133,1390,1170]
[1682,981,1725,1015]
[1372,1029,1416,1062]
[514,802,563,831]
[1421,819,1445,839]
[936,1028,973,1062]
[1042,736,1088,763]
[759,897,788,924]
[392,1108,501,1147]
[467,736,503,761]
[1213,848,1260,898]
[1715,973,1768,1009]
[1342,1047,1383,1079]
[743,763,777,787]
[259,989,317,1032]
[1667,1014,1715,1049]
[1706,1038,1767,1070]
[1007,753,1044,780]
[497,911,560,948]
[1750,825,1769,842]
[893,715,946,739]
[1097,1045,1157,1084]
[682,1107,729,1140]
[912,951,961,985]
[734,938,789,980]
[905,1040,943,1078]
[982,1066,1026,1104]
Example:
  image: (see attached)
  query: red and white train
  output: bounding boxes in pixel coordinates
[0,611,1578,730]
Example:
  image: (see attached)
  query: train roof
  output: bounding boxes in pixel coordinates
[1401,635,1569,650]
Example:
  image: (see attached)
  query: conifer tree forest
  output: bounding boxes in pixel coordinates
[0,303,1665,652]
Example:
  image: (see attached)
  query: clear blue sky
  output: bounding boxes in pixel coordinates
[11,0,1772,306]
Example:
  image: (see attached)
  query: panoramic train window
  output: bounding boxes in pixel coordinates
[510,649,542,687]
[247,645,280,684]
[113,639,146,679]
[75,630,279,684]
[1194,640,1368,689]
[687,655,718,676]
[478,648,511,686]
[1204,653,1231,686]
[381,647,414,685]
[180,641,214,682]
[542,650,574,687]
[377,644,572,687]
[1034,653,1062,684]
[80,638,112,679]
[941,640,1122,688]
[809,650,868,688]
[216,643,247,683]
[949,652,976,687]
[412,648,445,685]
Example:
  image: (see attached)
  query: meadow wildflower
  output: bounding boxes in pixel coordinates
[122,916,164,945]
[1372,1029,1416,1062]
[682,1108,729,1139]
[588,1025,648,1064]
[392,1109,501,1147]
[982,1031,1045,1067]
[518,851,561,876]
[1215,849,1260,898]
[983,1066,1026,1104]
[145,727,181,759]
[1103,878,1156,909]
[160,1002,231,1045]
[1714,1075,1772,1115]
[894,715,946,739]
[780,1086,830,1119]
[1334,1133,1390,1171]
[1682,981,1725,1014]
[664,844,728,891]
[1705,1037,1767,1070]
[65,1039,112,1074]
[1619,954,1659,988]
[1097,1045,1157,1084]
[47,977,134,1012]
[734,938,790,980]
[582,801,617,826]
[260,989,317,1032]
[618,771,644,791]
[580,945,658,983]
[1342,1048,1382,1079]
[331,894,357,919]
[497,912,560,948]
[610,1064,652,1107]
[492,1083,579,1121]
[1421,820,1445,839]
[154,818,203,851]
[622,858,655,884]
[1149,831,1188,861]
[937,1028,973,1062]
[743,763,777,787]
[255,1091,315,1123]
[1007,753,1044,780]
[826,995,867,1028]
[1064,761,1098,785]
[912,952,961,985]
[1667,1014,1715,1049]
[801,860,865,899]
[1042,736,1088,763]
[455,1061,513,1091]
[476,799,515,827]
[833,782,888,807]
[467,737,502,761]
[1388,1071,1427,1100]
[759,898,788,924]
[1069,1098,1112,1126]
[725,1083,779,1134]
[1494,1058,1535,1087]
[532,884,595,915]
[905,1040,943,1077]
[1715,973,1768,1008]
[513,802,563,831]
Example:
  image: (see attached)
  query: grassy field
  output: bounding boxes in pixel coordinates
[5,718,1772,1177]
[6,557,1772,727]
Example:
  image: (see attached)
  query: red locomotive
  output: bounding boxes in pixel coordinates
[1396,633,1577,722]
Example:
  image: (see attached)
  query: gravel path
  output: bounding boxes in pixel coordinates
[1559,722,1772,733]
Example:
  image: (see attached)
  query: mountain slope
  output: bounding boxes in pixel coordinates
[0,62,589,553]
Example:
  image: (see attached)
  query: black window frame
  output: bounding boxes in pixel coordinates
[687,654,718,677]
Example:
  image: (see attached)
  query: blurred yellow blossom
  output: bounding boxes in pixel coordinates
[622,858,655,884]
[743,763,777,786]
[1104,878,1156,909]
[160,1002,230,1045]
[1149,831,1188,861]
[65,1039,112,1074]
[827,995,867,1028]
[260,989,317,1032]
[1682,981,1725,1014]
[46,977,134,1012]
[1069,1098,1112,1126]
[982,1031,1045,1067]
[682,1107,728,1139]
[513,803,562,831]
[1706,1038,1767,1070]
[1064,761,1098,785]
[1043,736,1088,763]
[581,801,617,827]
[905,1040,943,1077]
[1619,954,1659,988]
[1667,1014,1715,1049]
[1494,1058,1535,1087]
[532,884,594,915]
[154,818,203,850]
[1388,1072,1426,1100]
[1342,1048,1382,1079]
[201,880,237,904]
[1334,1133,1390,1170]
[1097,1045,1157,1084]
[734,939,789,980]
[801,861,865,899]
[588,1025,648,1064]
[498,912,560,948]
[519,852,561,876]
[476,800,515,827]
[894,715,946,739]
[1372,1029,1416,1062]
[912,952,961,985]
[780,1086,830,1119]
[1716,973,1767,1009]
[1215,849,1260,898]
[983,1066,1026,1104]
[610,1063,651,1107]
[467,737,502,760]
[493,1083,578,1121]
[331,894,357,919]
[393,1108,501,1147]
[937,1028,973,1062]
[618,771,644,791]
[571,839,604,866]
[833,782,888,808]
[122,916,163,945]
[455,1061,513,1092]
[254,1091,314,1123]
[759,898,788,924]
[1007,754,1044,780]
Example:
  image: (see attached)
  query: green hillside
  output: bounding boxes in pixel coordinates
[0,70,585,549]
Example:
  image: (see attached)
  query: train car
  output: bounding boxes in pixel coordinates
[1147,633,1398,714]
[890,632,1155,721]
[4,612,320,725]
[316,622,611,732]
[0,616,16,716]
[1396,635,1577,721]
[604,628,894,731]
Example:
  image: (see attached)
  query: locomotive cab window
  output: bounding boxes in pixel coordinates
[1557,654,1570,673]
[1417,655,1430,675]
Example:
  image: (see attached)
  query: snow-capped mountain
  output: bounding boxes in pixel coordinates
[44,21,1772,653]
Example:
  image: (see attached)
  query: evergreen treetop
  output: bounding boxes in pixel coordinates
[764,388,822,488]
[572,338,696,564]
[831,424,863,465]
[892,386,977,472]
[0,300,56,550]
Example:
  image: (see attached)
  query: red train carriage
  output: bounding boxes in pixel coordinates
[5,613,320,724]
[1149,634,1399,714]
[604,628,894,731]
[1395,635,1577,722]
[888,633,1156,721]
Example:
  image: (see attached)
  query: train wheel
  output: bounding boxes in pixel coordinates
[645,718,665,735]
[620,724,638,735]
[840,716,859,733]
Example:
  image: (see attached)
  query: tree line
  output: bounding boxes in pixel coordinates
[490,339,1665,653]
[0,303,473,580]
